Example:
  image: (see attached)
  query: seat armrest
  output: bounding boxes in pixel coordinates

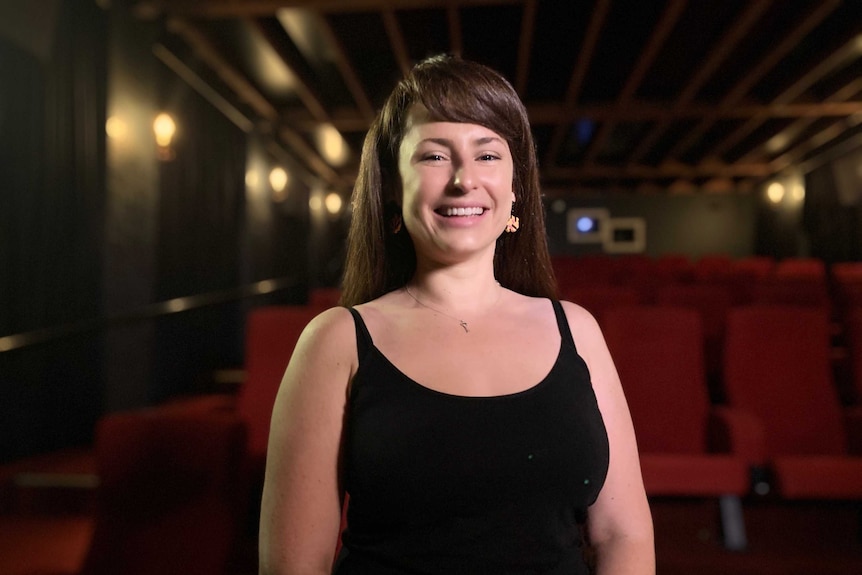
[708,406,766,465]
[844,406,862,455]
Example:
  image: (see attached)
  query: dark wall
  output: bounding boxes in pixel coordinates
[0,0,311,462]
[544,192,758,259]
[0,0,107,460]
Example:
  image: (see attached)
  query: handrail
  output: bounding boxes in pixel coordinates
[0,276,300,354]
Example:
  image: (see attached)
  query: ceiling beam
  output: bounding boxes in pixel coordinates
[665,0,841,160]
[292,100,862,132]
[583,0,687,164]
[708,34,862,160]
[447,4,463,56]
[250,18,330,122]
[134,0,524,18]
[166,17,342,185]
[741,76,862,162]
[545,161,774,181]
[514,0,537,96]
[543,0,611,167]
[313,13,376,121]
[382,10,412,76]
[627,0,774,163]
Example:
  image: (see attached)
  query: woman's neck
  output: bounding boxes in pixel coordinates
[407,263,502,315]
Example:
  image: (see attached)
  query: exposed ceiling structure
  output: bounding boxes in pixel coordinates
[134,0,862,198]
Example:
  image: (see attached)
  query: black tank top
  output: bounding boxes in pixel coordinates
[336,300,609,575]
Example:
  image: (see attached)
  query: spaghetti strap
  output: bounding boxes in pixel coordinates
[348,307,373,361]
[551,300,578,352]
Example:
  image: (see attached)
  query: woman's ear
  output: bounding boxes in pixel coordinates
[384,200,403,234]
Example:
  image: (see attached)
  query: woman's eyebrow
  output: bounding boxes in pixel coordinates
[418,136,505,146]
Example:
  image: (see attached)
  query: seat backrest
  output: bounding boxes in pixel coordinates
[237,306,320,460]
[845,308,862,404]
[655,283,731,342]
[723,306,845,456]
[81,410,245,575]
[603,306,709,454]
[774,257,826,282]
[562,285,642,327]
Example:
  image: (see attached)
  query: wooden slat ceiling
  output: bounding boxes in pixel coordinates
[134,0,862,197]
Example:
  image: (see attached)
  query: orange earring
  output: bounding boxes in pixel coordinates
[505,202,519,233]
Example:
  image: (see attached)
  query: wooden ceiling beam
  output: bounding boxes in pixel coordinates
[514,0,537,96]
[666,0,841,160]
[135,0,524,18]
[447,4,463,56]
[583,0,687,164]
[249,18,330,123]
[382,10,412,76]
[741,76,862,162]
[709,34,862,160]
[627,0,774,163]
[166,17,342,185]
[313,13,376,121]
[303,100,862,132]
[545,161,774,181]
[543,0,611,168]
[772,115,862,173]
[525,101,862,123]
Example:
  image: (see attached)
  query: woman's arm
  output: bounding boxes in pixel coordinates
[562,301,655,575]
[259,307,357,575]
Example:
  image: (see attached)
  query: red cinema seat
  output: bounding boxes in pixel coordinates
[603,306,761,550]
[80,410,246,575]
[237,306,321,466]
[655,283,732,401]
[723,306,862,500]
[562,285,642,328]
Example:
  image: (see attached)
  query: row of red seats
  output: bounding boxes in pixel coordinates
[603,304,862,550]
[553,255,862,315]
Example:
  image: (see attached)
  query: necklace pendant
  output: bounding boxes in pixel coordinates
[459,320,469,333]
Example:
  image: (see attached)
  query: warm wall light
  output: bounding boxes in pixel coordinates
[316,124,349,167]
[269,167,289,202]
[325,192,343,215]
[766,182,785,204]
[153,113,176,147]
[105,116,128,141]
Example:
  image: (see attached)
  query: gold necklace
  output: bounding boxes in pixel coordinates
[404,284,501,334]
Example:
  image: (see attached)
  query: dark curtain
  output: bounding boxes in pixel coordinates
[804,162,862,263]
[0,0,107,461]
[151,78,248,402]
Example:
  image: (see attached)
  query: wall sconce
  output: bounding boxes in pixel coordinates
[269,167,289,202]
[153,112,176,161]
[325,192,343,216]
[766,181,785,204]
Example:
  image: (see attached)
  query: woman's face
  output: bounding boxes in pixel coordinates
[396,105,515,264]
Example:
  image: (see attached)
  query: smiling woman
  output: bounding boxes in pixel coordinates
[258,54,655,575]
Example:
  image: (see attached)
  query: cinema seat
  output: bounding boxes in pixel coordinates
[723,306,862,500]
[80,410,246,575]
[237,306,321,466]
[604,306,761,550]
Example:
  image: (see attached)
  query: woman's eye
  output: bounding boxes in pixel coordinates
[479,154,500,161]
[422,154,445,162]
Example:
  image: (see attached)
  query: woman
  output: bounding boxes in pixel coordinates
[259,54,654,574]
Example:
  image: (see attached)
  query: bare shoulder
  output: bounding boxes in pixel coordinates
[558,299,602,334]
[288,306,358,378]
[557,299,609,363]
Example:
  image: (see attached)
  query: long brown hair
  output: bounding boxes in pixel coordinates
[340,54,557,306]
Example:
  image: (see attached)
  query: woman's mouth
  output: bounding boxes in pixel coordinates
[436,206,486,217]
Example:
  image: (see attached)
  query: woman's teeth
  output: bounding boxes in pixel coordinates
[440,206,484,216]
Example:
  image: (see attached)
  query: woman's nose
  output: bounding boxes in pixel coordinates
[452,163,477,191]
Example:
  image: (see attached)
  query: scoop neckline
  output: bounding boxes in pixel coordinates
[365,337,564,401]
